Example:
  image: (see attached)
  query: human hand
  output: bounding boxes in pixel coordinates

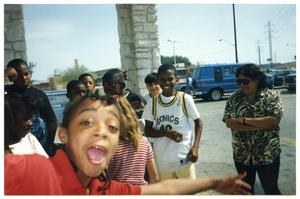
[5,67,18,81]
[213,173,251,195]
[167,130,183,143]
[186,147,199,162]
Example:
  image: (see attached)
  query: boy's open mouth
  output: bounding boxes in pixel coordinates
[86,146,105,164]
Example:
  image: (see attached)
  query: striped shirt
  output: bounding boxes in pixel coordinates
[108,136,154,185]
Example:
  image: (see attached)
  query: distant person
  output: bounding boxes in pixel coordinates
[66,80,87,102]
[102,68,146,106]
[223,63,283,195]
[5,92,48,157]
[143,72,161,104]
[53,79,87,144]
[142,64,203,180]
[5,58,57,156]
[78,73,96,94]
[186,74,192,94]
[5,93,251,195]
[128,95,145,119]
[107,95,160,185]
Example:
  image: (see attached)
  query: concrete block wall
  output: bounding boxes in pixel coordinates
[116,4,161,95]
[4,4,27,66]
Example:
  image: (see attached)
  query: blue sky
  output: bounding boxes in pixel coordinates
[21,3,296,81]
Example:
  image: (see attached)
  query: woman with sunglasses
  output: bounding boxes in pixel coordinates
[223,63,283,195]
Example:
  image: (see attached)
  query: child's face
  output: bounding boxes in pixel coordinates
[59,99,120,179]
[130,100,144,110]
[146,82,160,96]
[14,64,31,88]
[103,80,124,96]
[158,69,178,97]
[69,84,87,101]
[81,76,95,93]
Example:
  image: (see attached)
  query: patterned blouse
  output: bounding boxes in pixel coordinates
[223,88,283,166]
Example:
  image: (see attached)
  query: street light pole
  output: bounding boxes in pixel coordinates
[167,39,178,66]
[232,4,238,63]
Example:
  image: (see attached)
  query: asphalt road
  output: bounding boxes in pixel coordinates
[193,89,296,195]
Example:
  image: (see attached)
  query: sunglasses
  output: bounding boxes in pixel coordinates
[236,79,251,86]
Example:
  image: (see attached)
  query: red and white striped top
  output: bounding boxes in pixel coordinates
[107,136,154,185]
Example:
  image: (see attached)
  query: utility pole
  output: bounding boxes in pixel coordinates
[257,40,261,65]
[267,21,273,67]
[232,4,238,63]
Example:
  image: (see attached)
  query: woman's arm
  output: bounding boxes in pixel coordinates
[225,116,279,132]
[140,173,251,195]
[146,158,160,184]
[240,116,279,129]
[224,118,257,132]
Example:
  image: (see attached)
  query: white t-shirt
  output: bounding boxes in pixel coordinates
[9,133,49,158]
[142,92,200,172]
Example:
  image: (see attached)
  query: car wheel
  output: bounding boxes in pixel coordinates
[209,89,222,101]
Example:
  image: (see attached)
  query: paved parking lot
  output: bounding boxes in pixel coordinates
[193,89,296,195]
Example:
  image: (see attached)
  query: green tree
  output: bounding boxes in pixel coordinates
[62,65,90,83]
[160,55,192,67]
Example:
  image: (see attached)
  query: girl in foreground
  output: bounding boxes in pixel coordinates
[5,93,251,195]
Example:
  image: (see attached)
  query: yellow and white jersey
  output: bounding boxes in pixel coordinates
[142,91,200,172]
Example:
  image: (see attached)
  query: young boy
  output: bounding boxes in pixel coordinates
[143,72,162,104]
[78,73,96,94]
[66,80,87,102]
[102,68,146,106]
[142,64,203,180]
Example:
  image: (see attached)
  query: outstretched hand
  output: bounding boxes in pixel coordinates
[214,173,251,195]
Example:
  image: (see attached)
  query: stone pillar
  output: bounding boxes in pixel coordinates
[4,4,27,66]
[116,4,161,95]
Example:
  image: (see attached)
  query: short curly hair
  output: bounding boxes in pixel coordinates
[235,63,267,91]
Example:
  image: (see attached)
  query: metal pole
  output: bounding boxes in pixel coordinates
[267,21,273,67]
[257,40,261,65]
[232,4,238,63]
[173,41,176,66]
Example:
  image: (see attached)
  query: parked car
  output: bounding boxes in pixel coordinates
[45,90,68,122]
[268,69,296,86]
[175,75,192,93]
[284,73,296,91]
[189,63,274,101]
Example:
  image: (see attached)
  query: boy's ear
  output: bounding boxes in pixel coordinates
[58,127,68,144]
[176,77,179,83]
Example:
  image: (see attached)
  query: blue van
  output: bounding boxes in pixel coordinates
[190,63,274,101]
